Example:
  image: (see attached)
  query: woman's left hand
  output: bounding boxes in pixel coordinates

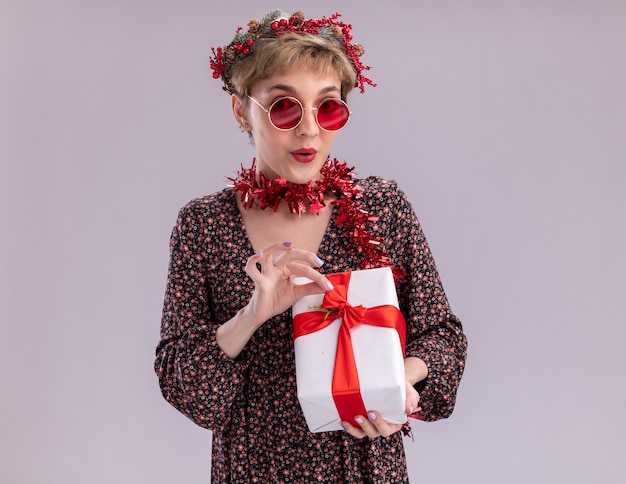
[341,380,421,439]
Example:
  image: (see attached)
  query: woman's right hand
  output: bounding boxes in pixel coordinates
[217,241,332,359]
[243,241,334,327]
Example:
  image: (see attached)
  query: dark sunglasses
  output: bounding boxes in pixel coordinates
[248,95,352,132]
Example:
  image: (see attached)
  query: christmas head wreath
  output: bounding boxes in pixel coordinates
[209,10,376,94]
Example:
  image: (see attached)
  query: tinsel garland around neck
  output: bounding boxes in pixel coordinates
[228,157,404,278]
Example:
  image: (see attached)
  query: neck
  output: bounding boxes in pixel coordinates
[227,157,404,279]
[229,157,355,216]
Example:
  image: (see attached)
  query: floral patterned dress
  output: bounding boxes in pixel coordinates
[155,176,467,483]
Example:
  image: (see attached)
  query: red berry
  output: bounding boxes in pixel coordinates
[271,21,279,30]
[246,39,254,46]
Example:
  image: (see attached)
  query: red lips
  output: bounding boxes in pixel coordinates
[290,148,318,163]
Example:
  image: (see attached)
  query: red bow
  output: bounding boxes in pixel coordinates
[293,272,406,427]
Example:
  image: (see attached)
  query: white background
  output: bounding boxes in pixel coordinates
[2,1,625,482]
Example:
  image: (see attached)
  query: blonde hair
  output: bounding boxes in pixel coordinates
[230,33,357,101]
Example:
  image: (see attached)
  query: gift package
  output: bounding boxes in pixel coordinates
[292,267,407,432]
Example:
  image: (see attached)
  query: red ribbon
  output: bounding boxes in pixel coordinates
[293,271,406,428]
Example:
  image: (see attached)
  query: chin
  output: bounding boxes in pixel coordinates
[289,166,325,184]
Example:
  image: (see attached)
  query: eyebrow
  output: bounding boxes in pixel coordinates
[266,83,340,96]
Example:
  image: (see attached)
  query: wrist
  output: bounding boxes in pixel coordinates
[404,356,428,386]
[216,305,263,360]
[239,304,265,330]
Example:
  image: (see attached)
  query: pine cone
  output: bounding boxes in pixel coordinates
[247,19,262,36]
[224,47,237,63]
[291,11,305,25]
[353,43,365,56]
[331,25,343,38]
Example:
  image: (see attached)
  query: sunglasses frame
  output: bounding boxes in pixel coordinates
[247,95,352,132]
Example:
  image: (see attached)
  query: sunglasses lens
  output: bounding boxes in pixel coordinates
[317,99,350,131]
[266,97,351,131]
[269,98,303,130]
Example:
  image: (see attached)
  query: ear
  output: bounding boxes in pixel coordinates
[231,94,249,128]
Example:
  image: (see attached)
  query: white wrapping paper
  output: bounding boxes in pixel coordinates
[292,267,406,433]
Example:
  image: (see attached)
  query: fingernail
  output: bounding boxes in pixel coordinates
[254,251,262,257]
[354,417,363,425]
[368,412,377,421]
[315,256,324,266]
[341,423,349,431]
[326,281,334,290]
[409,406,414,414]
[283,241,293,247]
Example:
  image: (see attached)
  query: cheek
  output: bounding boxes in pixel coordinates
[247,105,267,129]
[321,131,339,147]
[252,126,285,150]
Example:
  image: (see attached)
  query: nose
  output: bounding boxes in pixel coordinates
[296,107,320,137]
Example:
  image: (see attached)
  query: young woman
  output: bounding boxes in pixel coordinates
[155,10,467,482]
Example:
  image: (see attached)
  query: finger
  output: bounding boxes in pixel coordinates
[244,252,263,281]
[255,241,294,262]
[405,396,420,415]
[353,414,380,439]
[272,247,324,269]
[366,411,401,438]
[245,252,286,286]
[340,421,367,440]
[409,407,423,418]
[292,280,332,301]
[404,382,421,415]
[286,262,334,293]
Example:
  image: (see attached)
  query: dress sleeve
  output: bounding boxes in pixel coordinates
[379,180,468,422]
[154,201,248,431]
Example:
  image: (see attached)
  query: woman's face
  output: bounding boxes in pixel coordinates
[234,68,343,184]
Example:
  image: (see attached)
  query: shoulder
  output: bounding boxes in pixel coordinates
[178,188,233,216]
[356,176,420,238]
[357,176,411,209]
[174,188,235,228]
